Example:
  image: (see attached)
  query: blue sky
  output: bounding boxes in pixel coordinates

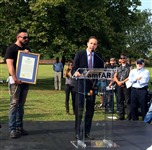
[138,0,152,11]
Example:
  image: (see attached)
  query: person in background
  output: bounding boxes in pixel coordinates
[114,53,132,120]
[144,102,152,124]
[109,57,120,113]
[118,58,122,67]
[72,36,104,140]
[61,56,66,78]
[128,59,150,120]
[5,28,30,138]
[105,57,118,113]
[64,60,75,115]
[53,57,63,90]
[104,59,110,68]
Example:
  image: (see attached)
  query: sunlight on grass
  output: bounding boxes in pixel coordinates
[1,63,152,122]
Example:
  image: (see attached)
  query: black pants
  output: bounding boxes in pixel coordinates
[64,84,75,114]
[75,92,95,136]
[117,86,131,119]
[131,88,148,120]
[114,86,120,112]
[102,90,114,113]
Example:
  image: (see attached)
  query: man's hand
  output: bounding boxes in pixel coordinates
[117,81,124,86]
[23,49,30,53]
[74,71,81,77]
[137,77,142,80]
[14,78,22,85]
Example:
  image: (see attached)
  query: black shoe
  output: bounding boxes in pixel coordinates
[85,134,94,140]
[16,128,28,135]
[105,110,114,114]
[10,130,20,138]
[75,134,80,140]
[118,116,125,120]
[126,116,131,121]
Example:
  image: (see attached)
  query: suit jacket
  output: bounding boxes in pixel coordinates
[72,50,104,93]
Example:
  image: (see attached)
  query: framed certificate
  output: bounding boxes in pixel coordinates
[16,51,40,84]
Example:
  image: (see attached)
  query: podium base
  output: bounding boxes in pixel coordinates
[70,139,119,149]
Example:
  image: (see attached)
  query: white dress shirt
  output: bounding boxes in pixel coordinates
[128,68,150,88]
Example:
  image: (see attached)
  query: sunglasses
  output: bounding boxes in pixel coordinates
[19,36,28,39]
[120,57,126,59]
[137,62,143,65]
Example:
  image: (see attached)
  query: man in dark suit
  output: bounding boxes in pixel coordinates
[72,36,104,140]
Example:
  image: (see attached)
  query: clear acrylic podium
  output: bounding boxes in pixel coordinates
[70,68,119,149]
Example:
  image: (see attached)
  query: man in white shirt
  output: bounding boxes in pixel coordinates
[128,59,150,120]
[53,57,63,90]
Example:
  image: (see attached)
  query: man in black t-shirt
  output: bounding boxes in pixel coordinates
[5,28,30,138]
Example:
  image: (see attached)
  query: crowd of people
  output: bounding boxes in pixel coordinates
[4,31,152,140]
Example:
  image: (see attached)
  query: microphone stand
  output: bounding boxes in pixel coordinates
[92,50,105,65]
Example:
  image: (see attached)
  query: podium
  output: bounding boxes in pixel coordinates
[70,68,119,149]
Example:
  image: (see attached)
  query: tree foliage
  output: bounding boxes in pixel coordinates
[0,0,151,61]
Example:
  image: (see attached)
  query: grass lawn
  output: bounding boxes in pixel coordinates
[0,63,152,122]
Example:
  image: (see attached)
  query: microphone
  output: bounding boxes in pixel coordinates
[92,49,105,65]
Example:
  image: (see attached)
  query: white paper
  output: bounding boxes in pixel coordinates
[125,80,132,88]
[19,56,35,79]
[9,76,15,84]
[147,145,152,150]
[106,86,115,91]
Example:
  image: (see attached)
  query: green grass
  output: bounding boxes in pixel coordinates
[0,63,152,122]
[0,64,106,122]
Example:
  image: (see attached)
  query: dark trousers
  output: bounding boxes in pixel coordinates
[103,90,114,113]
[64,84,75,114]
[9,83,29,131]
[114,86,120,112]
[131,88,148,120]
[75,92,95,136]
[117,86,131,119]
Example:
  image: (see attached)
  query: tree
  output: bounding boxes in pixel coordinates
[125,10,152,61]
[0,0,151,61]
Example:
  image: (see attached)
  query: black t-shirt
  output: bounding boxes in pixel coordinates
[5,44,30,70]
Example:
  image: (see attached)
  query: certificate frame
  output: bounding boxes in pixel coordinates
[16,51,40,84]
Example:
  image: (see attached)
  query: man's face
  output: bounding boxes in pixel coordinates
[136,62,144,70]
[110,59,115,65]
[17,32,29,46]
[120,55,127,63]
[87,38,98,52]
[118,59,121,64]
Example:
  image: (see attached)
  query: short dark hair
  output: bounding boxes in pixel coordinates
[88,36,98,42]
[16,28,27,36]
[67,60,73,64]
[120,53,127,58]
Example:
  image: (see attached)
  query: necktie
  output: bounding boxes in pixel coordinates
[88,52,92,68]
